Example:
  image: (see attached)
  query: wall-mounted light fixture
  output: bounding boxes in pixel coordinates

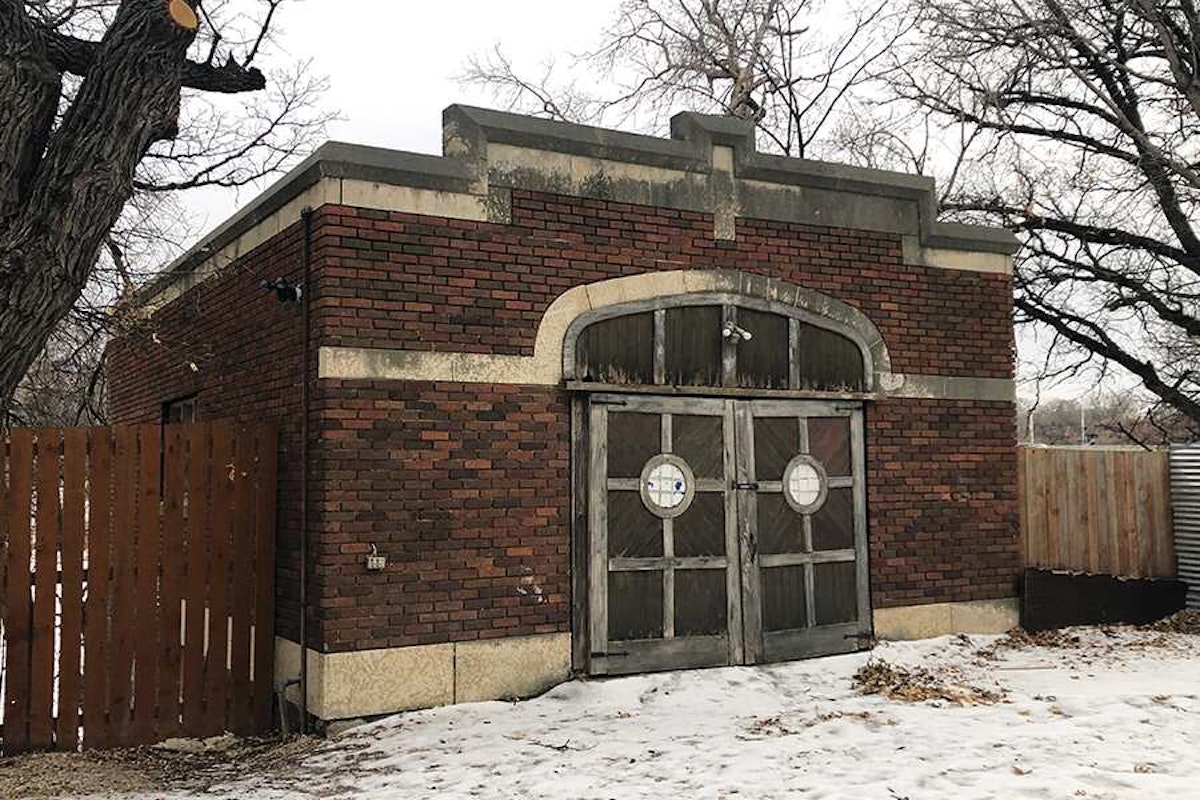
[260,277,302,303]
[722,322,754,343]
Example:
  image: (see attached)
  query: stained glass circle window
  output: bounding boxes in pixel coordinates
[639,454,696,518]
[783,455,829,513]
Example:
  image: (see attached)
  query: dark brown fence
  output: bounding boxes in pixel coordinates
[0,423,277,754]
[1019,446,1174,579]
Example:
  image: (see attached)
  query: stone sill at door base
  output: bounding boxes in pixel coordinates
[274,598,1018,722]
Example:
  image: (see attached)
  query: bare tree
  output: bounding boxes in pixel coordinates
[886,0,1200,431]
[0,0,328,421]
[464,0,910,158]
[1019,390,1196,446]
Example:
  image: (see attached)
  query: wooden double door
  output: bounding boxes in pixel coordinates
[586,395,870,675]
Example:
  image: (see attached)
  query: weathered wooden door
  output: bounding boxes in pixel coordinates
[586,394,869,675]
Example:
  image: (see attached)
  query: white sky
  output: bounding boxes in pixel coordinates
[185,0,620,228]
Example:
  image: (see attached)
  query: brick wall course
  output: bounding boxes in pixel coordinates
[108,187,1019,655]
[312,191,1013,379]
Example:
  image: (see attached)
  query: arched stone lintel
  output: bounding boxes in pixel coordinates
[318,270,1014,404]
[542,269,892,389]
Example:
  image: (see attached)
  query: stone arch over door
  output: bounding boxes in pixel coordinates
[543,269,892,391]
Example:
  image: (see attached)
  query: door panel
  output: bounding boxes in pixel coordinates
[588,395,741,676]
[738,400,870,664]
[587,394,868,676]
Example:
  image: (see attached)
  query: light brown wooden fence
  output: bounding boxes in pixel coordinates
[0,423,277,755]
[1019,446,1174,579]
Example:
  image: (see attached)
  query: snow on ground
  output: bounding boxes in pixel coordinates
[120,628,1200,799]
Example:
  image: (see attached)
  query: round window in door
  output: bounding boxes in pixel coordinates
[639,454,696,518]
[783,454,828,513]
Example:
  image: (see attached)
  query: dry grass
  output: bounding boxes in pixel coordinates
[0,735,326,799]
[853,660,1006,706]
[1147,610,1200,635]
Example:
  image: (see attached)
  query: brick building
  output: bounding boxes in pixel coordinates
[109,106,1020,723]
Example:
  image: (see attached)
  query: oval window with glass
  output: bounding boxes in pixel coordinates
[639,454,696,518]
[783,454,828,513]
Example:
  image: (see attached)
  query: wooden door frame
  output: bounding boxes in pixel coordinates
[572,392,874,675]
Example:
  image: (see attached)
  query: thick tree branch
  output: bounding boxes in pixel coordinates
[1016,293,1200,422]
[42,25,266,93]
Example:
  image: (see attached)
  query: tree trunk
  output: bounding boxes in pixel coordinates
[0,4,60,224]
[0,0,200,419]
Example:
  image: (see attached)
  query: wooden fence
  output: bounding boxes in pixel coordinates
[0,423,277,755]
[1019,446,1174,579]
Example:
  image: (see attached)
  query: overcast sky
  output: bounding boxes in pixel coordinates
[186,0,621,229]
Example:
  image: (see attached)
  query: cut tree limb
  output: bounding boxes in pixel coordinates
[43,28,265,94]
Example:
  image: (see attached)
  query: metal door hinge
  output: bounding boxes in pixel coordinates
[734,481,759,490]
[591,397,629,407]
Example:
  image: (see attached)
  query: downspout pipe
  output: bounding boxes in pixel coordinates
[298,207,314,733]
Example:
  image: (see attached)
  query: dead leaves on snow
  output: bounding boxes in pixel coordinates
[740,709,896,739]
[1147,609,1200,635]
[852,660,1006,706]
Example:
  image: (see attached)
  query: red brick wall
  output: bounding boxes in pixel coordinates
[313,191,1013,379]
[867,398,1020,607]
[107,222,310,643]
[312,380,569,651]
[110,186,1019,655]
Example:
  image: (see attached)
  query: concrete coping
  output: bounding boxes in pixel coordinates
[130,104,1018,310]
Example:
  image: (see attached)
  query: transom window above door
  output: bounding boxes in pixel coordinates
[567,295,870,392]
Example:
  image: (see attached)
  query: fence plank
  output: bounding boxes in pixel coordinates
[182,425,211,732]
[3,422,279,753]
[230,427,255,735]
[1047,450,1064,568]
[203,424,235,736]
[1082,453,1098,572]
[108,427,138,746]
[1134,454,1155,576]
[84,428,114,750]
[1025,450,1045,567]
[57,428,88,751]
[1154,455,1174,576]
[29,428,61,750]
[158,427,187,737]
[253,427,278,732]
[132,425,163,743]
[1019,447,1174,579]
[3,431,34,753]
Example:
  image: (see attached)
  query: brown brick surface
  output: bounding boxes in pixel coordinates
[109,188,1019,654]
[312,191,1013,378]
[108,222,310,643]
